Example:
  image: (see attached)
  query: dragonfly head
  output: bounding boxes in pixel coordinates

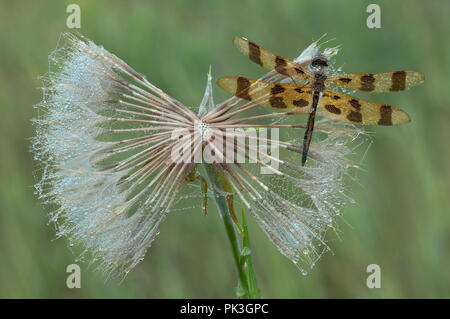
[310,55,329,70]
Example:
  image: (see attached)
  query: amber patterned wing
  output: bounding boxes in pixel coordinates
[232,37,311,80]
[326,71,425,92]
[217,76,313,112]
[319,88,410,125]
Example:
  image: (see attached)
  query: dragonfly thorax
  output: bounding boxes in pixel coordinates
[312,72,327,91]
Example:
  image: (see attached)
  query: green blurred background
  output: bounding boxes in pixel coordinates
[1,0,449,298]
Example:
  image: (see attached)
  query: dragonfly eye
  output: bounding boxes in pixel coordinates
[311,55,329,68]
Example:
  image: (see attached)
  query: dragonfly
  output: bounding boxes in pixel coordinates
[217,37,425,165]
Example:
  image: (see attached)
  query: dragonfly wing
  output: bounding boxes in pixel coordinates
[217,76,313,113]
[326,71,424,92]
[319,89,411,125]
[233,37,311,80]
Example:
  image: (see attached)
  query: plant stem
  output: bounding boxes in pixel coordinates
[241,202,261,298]
[202,163,249,297]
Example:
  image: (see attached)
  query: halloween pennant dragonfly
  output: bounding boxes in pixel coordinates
[217,37,425,165]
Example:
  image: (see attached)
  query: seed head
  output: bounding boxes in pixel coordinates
[32,33,365,277]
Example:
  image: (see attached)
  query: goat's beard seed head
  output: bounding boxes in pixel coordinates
[32,32,367,278]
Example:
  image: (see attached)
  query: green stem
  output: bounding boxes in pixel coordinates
[241,202,261,298]
[202,164,249,297]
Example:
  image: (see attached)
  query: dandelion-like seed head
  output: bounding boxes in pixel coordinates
[32,32,366,278]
